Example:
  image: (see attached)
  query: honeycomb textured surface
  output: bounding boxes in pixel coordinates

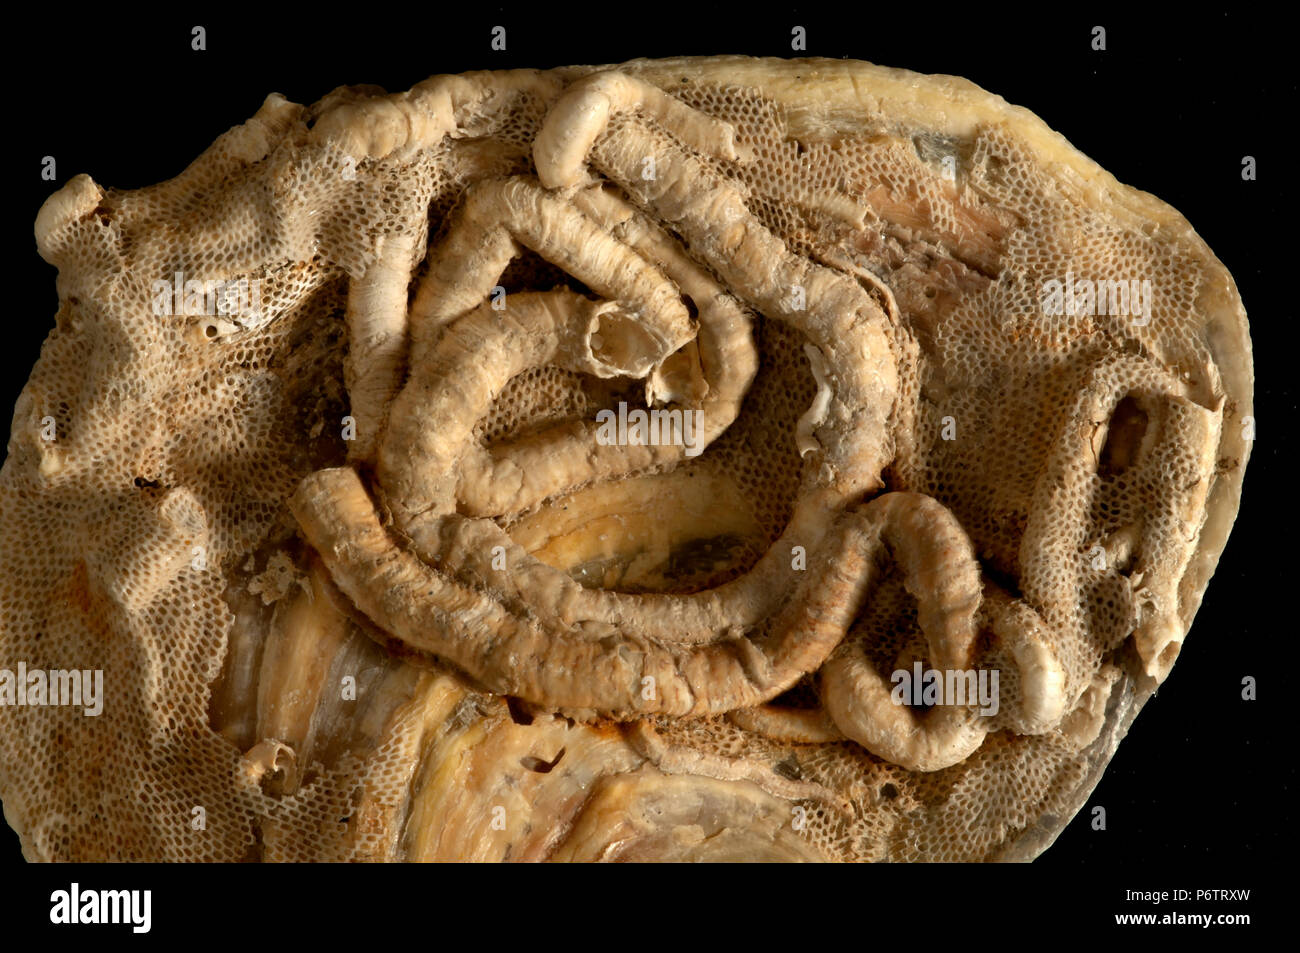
[0,56,1251,862]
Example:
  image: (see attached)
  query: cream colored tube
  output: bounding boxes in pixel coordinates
[820,493,988,772]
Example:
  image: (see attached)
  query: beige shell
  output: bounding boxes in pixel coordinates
[1,56,1251,861]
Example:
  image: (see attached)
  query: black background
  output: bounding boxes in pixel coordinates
[0,1,1289,917]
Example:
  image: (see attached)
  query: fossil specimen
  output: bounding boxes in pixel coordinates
[1,56,1251,861]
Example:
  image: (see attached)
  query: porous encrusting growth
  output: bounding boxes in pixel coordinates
[1,56,1251,862]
